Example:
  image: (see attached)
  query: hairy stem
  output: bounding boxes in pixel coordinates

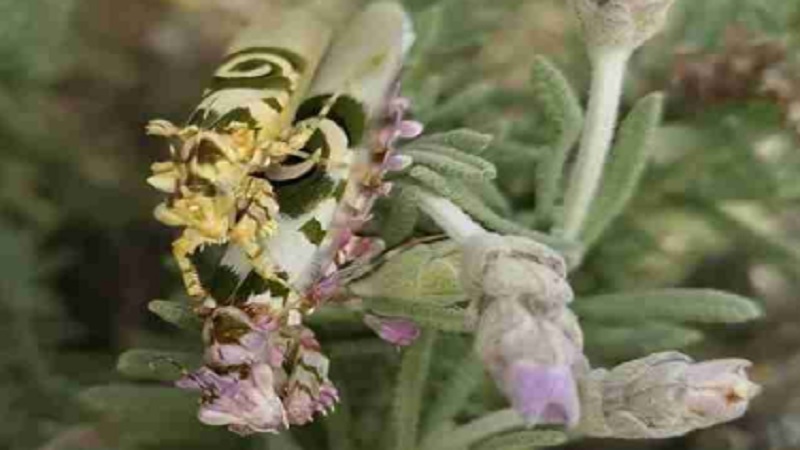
[420,409,524,450]
[417,191,486,242]
[561,48,631,240]
[391,330,437,450]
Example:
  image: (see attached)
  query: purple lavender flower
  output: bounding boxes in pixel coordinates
[508,363,581,427]
[363,313,421,347]
[176,365,287,435]
[475,297,583,427]
[379,96,423,150]
[463,233,583,427]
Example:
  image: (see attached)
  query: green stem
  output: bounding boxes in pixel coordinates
[561,48,631,240]
[419,409,524,450]
[391,329,438,450]
[422,353,485,436]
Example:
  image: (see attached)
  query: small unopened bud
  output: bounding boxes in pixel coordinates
[364,313,421,347]
[571,0,676,52]
[578,352,761,439]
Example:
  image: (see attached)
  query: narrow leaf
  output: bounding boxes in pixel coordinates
[581,93,664,246]
[583,322,704,361]
[403,150,496,180]
[572,289,763,324]
[403,148,496,181]
[261,432,305,450]
[324,388,355,450]
[117,349,200,382]
[530,56,584,225]
[148,299,203,332]
[473,430,568,450]
[349,240,464,304]
[378,186,421,248]
[683,197,800,273]
[77,384,238,447]
[362,297,468,333]
[422,83,497,125]
[80,384,194,418]
[463,178,512,215]
[420,409,524,450]
[327,338,398,360]
[404,3,445,92]
[391,330,437,450]
[411,129,493,155]
[423,353,485,434]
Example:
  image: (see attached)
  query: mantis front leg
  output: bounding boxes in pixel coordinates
[172,231,208,302]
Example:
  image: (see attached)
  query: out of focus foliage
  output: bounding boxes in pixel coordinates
[1,0,799,449]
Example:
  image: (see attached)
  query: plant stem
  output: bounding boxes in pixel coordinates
[391,329,437,450]
[422,352,485,436]
[561,48,631,240]
[419,409,524,450]
[417,192,486,242]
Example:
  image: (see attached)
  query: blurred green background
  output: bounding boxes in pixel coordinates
[2,0,800,449]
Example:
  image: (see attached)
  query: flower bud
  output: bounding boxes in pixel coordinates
[461,233,572,322]
[578,352,761,439]
[571,0,676,52]
[176,364,287,435]
[363,313,421,346]
[475,298,583,426]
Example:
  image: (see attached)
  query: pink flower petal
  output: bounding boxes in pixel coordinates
[364,314,421,347]
[398,120,424,139]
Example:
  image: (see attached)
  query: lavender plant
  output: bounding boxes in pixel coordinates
[62,0,781,449]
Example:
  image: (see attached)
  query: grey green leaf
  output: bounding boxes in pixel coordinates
[572,289,763,324]
[148,299,203,332]
[582,93,664,246]
[116,349,200,382]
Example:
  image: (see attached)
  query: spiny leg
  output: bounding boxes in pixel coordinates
[255,93,342,169]
[231,178,279,283]
[172,232,208,301]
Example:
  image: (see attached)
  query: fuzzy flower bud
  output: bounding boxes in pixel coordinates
[475,299,583,427]
[176,364,287,435]
[571,0,676,52]
[363,313,421,346]
[463,233,582,426]
[578,352,761,439]
[461,233,571,321]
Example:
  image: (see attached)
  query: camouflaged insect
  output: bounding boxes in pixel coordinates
[151,1,416,435]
